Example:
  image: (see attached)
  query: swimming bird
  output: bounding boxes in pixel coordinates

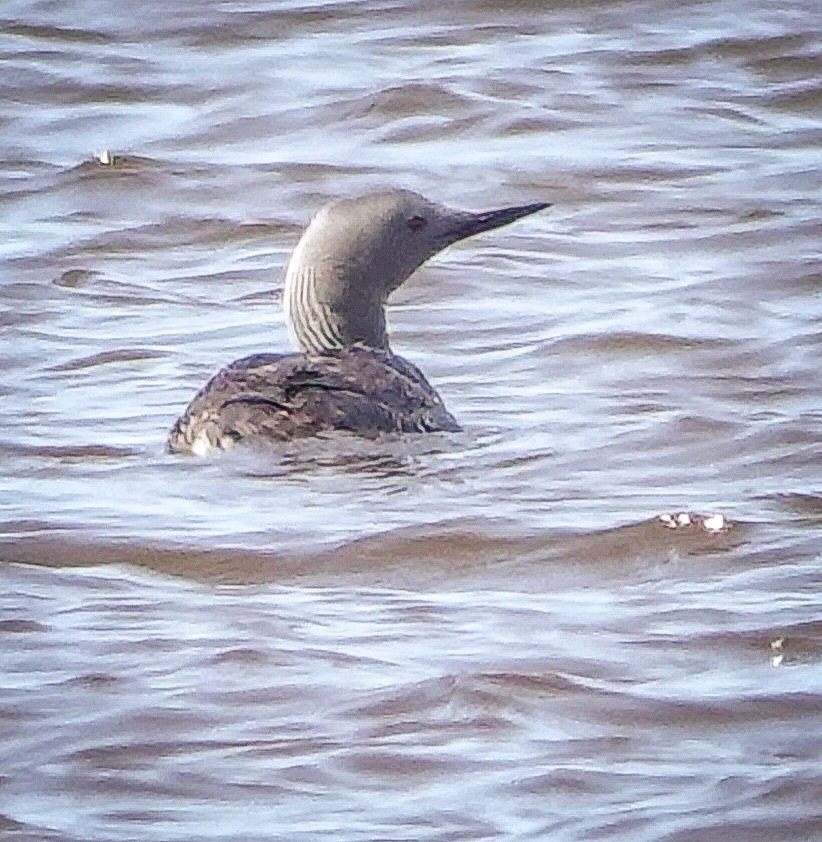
[167,189,549,454]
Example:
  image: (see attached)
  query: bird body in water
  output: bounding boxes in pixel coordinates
[167,190,549,454]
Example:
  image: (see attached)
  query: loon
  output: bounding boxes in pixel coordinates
[167,189,549,455]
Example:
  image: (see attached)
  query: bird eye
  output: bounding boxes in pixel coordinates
[407,215,428,231]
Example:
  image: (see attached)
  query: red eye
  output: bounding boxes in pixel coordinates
[407,215,427,231]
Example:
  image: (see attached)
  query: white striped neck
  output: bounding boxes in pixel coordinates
[282,192,441,354]
[280,189,550,356]
[284,249,389,354]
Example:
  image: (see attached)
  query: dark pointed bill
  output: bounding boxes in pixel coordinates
[451,200,550,241]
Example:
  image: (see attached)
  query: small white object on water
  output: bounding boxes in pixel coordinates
[94,149,114,166]
[769,637,784,651]
[659,511,693,529]
[701,513,726,532]
[658,511,730,532]
[771,653,784,667]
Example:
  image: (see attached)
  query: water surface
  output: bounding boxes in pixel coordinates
[1,0,821,839]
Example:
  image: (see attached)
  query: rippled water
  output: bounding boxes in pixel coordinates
[1,0,821,839]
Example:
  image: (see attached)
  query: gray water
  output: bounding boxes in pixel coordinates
[1,1,821,839]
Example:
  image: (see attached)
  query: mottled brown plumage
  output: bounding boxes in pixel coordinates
[168,190,548,454]
[167,347,459,453]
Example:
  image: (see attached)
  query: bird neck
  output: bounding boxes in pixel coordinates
[284,254,390,355]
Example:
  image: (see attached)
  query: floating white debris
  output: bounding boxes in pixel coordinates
[658,511,731,532]
[94,149,114,166]
[701,513,726,532]
[659,511,693,529]
[771,653,784,667]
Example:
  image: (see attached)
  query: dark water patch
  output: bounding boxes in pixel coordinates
[627,616,822,667]
[67,218,251,253]
[48,348,168,372]
[0,308,51,329]
[627,691,822,729]
[0,618,50,634]
[56,672,121,688]
[0,518,81,535]
[207,647,270,666]
[233,288,281,305]
[69,154,159,175]
[53,268,101,288]
[351,83,476,119]
[767,83,822,113]
[0,513,745,587]
[171,2,393,45]
[770,492,822,519]
[761,620,822,667]
[749,51,822,82]
[703,32,817,63]
[0,20,111,44]
[545,330,731,356]
[659,816,822,842]
[377,115,483,145]
[0,813,26,833]
[0,281,64,302]
[498,113,585,135]
[0,442,140,459]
